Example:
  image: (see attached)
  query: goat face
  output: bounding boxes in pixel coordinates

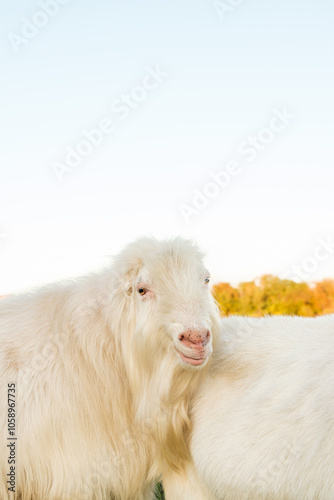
[120,238,217,370]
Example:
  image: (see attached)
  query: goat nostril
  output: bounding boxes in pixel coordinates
[179,334,185,342]
[203,331,210,345]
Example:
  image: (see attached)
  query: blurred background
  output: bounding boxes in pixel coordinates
[1,0,333,300]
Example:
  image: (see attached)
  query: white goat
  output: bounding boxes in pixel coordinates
[0,237,220,500]
[163,314,334,499]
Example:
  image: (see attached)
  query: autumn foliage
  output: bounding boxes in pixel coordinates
[212,275,334,317]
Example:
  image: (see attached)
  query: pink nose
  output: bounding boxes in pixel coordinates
[178,329,211,348]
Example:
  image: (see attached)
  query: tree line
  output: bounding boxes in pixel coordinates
[212,275,334,317]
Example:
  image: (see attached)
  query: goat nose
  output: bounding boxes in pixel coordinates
[178,329,211,347]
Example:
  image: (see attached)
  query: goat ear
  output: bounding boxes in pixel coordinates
[114,260,141,296]
[124,281,133,295]
[122,267,139,296]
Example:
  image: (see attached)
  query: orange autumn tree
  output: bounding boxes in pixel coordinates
[212,275,334,317]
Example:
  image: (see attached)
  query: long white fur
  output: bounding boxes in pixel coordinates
[0,237,220,500]
[163,314,334,499]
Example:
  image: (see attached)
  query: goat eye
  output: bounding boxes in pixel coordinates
[138,288,147,295]
[205,278,210,284]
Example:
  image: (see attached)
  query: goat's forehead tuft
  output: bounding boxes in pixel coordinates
[113,237,205,276]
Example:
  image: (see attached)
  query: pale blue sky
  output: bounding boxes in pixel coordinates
[0,0,333,294]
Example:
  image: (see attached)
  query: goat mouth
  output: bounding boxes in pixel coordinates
[175,349,206,366]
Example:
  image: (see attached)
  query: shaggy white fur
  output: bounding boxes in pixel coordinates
[0,237,220,500]
[163,314,334,500]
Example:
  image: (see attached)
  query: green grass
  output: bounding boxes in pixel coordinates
[154,482,165,499]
